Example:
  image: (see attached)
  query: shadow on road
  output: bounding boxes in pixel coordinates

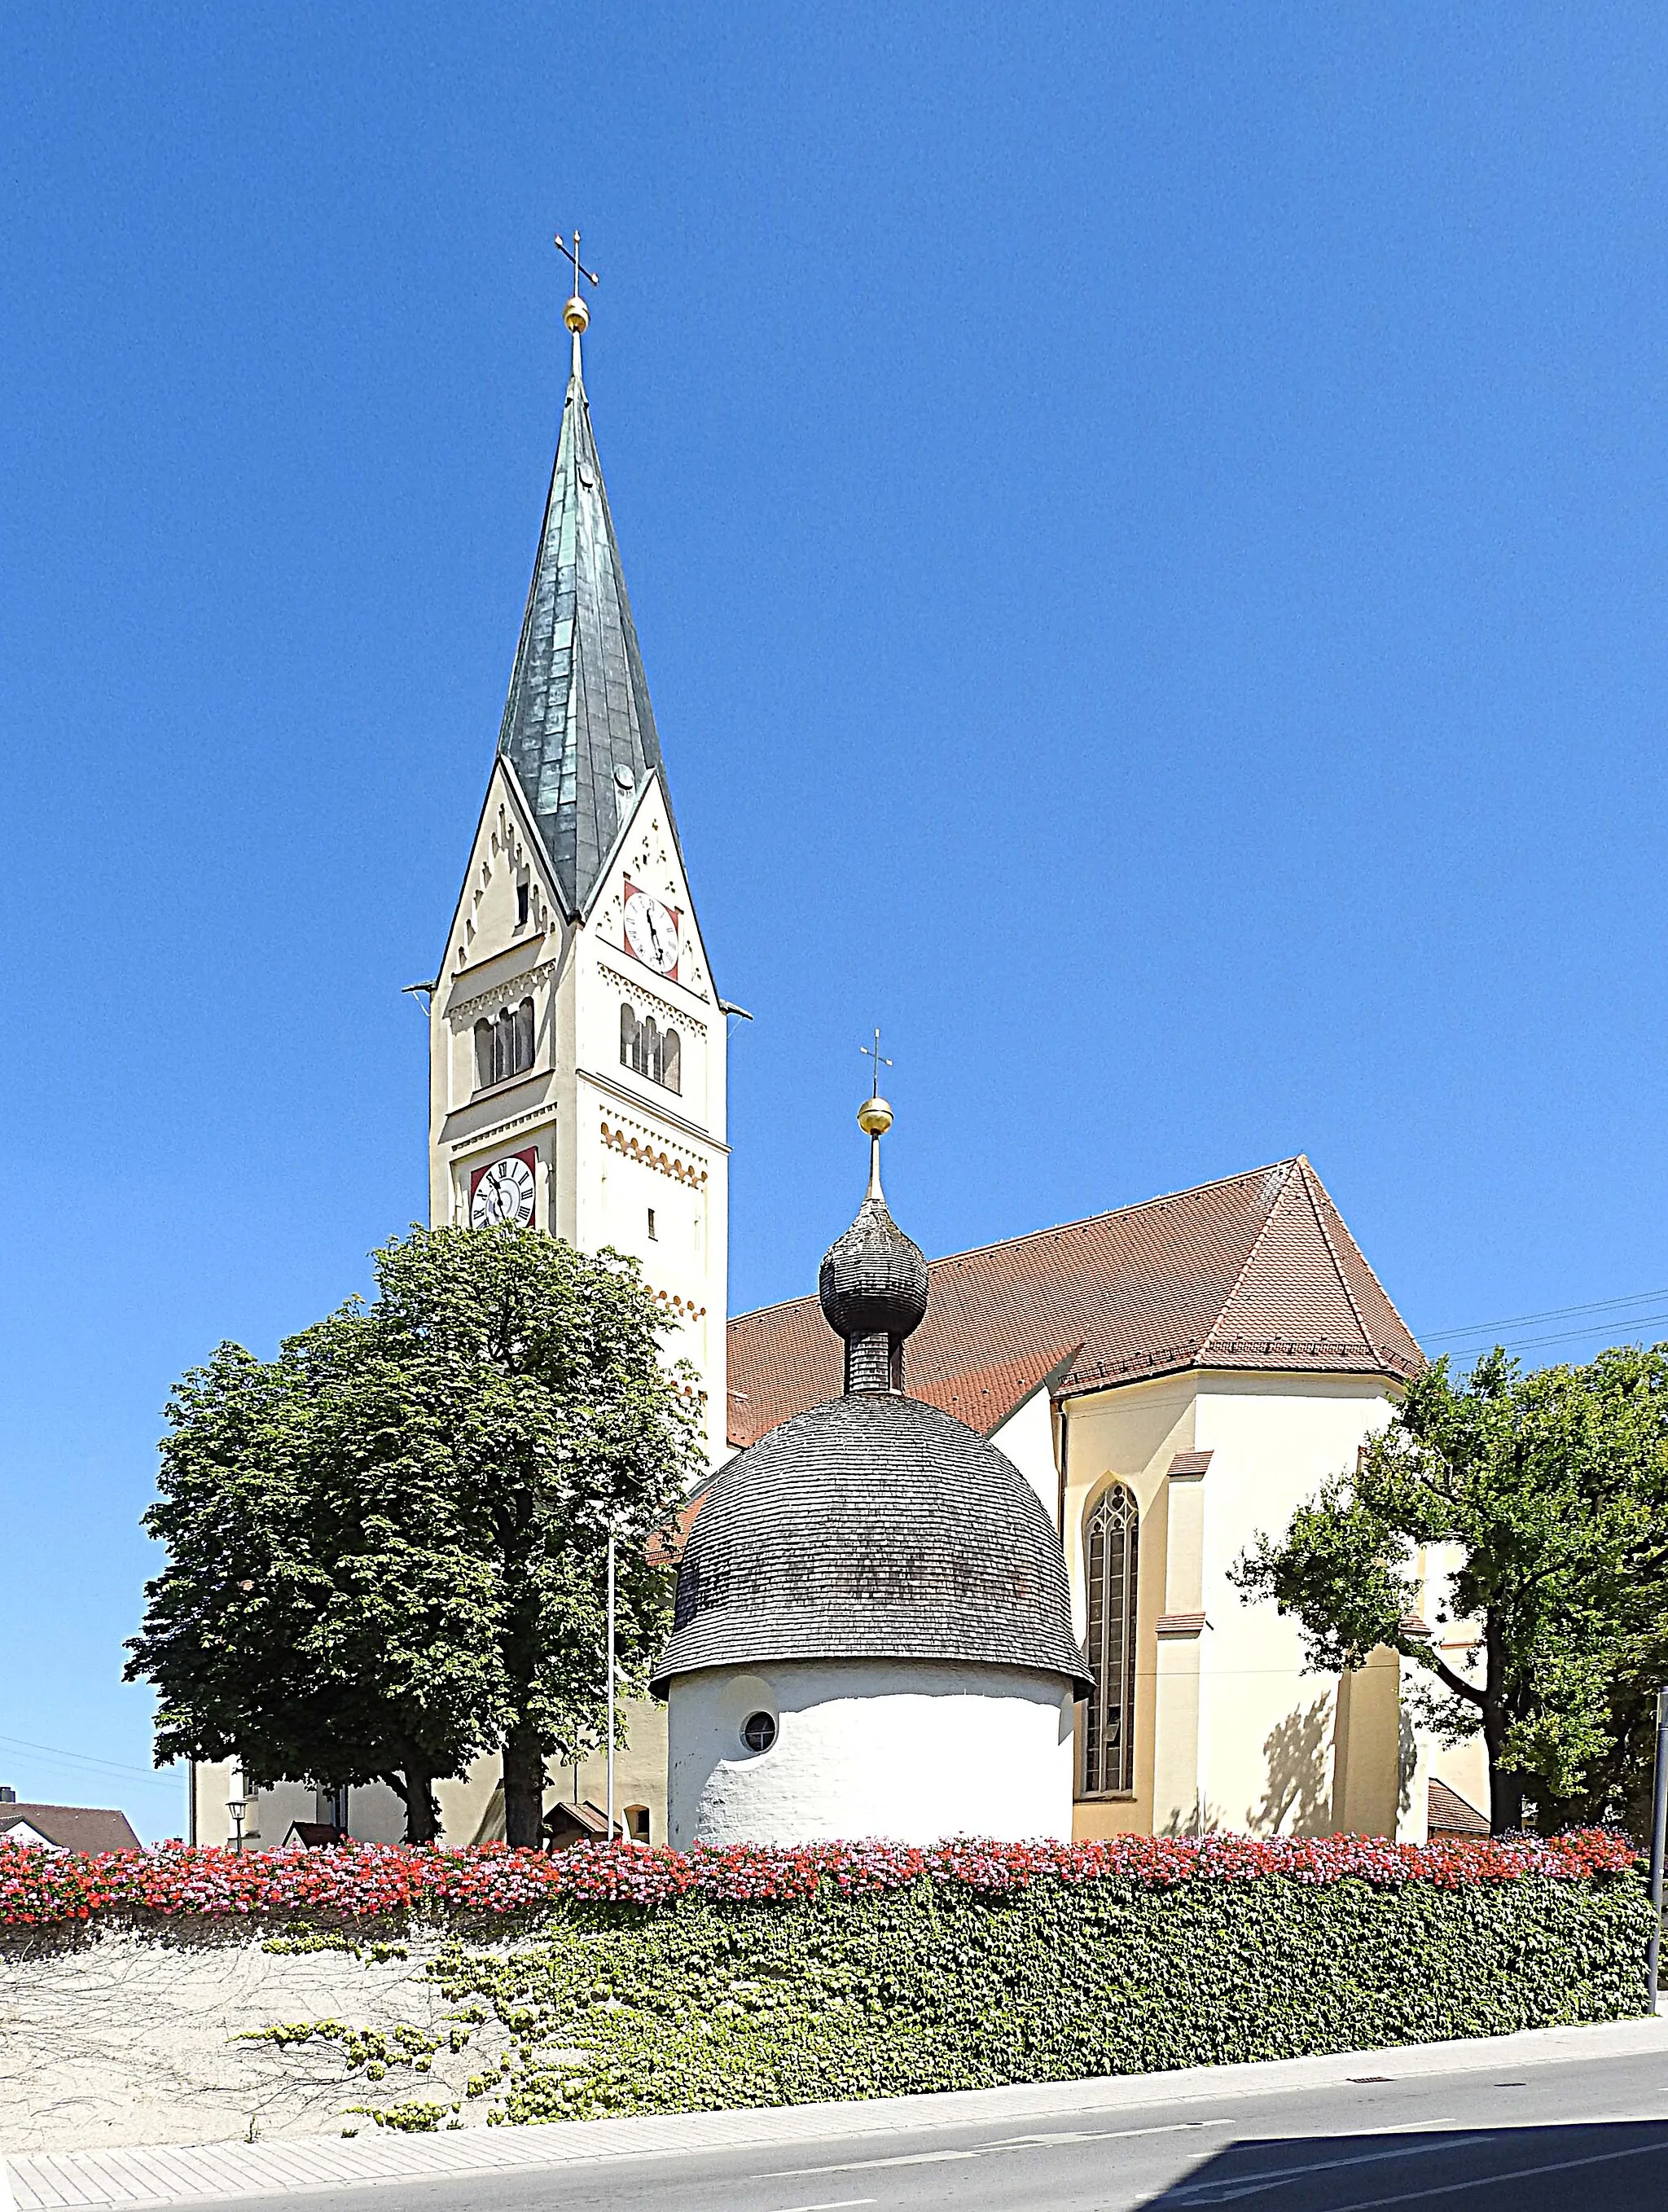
[1139,2118,1668,2207]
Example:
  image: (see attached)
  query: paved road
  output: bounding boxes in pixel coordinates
[200,2045,1668,2211]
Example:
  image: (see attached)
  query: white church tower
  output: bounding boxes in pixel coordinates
[428,275,730,1463]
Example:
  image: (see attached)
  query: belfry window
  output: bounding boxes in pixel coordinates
[619,1002,682,1094]
[474,997,536,1090]
[1083,1483,1139,1795]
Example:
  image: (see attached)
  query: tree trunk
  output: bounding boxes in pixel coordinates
[1489,1762,1524,1835]
[503,1722,546,1850]
[1482,1622,1521,1836]
[402,1763,440,1846]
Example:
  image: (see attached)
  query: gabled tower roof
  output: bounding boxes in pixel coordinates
[497,331,676,915]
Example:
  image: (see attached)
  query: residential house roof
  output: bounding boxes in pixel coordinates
[0,1802,142,1852]
[1427,1779,1490,1838]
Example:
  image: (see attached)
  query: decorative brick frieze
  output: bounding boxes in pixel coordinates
[599,1114,709,1188]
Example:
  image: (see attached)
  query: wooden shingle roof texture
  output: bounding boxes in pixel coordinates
[651,1393,1092,1692]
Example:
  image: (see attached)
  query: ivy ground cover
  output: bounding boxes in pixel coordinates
[0,1832,1652,2128]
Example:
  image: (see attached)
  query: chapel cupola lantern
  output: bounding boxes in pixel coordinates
[818,1091,929,1394]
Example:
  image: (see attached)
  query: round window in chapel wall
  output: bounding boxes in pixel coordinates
[741,1710,777,1754]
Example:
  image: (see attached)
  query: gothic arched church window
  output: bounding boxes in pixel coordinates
[619,1002,682,1095]
[1083,1482,1139,1795]
[474,998,536,1091]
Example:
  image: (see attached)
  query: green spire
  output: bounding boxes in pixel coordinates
[497,329,674,916]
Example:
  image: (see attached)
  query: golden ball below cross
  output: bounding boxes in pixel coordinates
[858,1095,893,1137]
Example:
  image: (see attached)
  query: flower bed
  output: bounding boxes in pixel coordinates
[0,1826,1639,1930]
[0,1829,1651,2128]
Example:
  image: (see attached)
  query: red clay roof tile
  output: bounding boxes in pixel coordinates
[727,1157,1420,1445]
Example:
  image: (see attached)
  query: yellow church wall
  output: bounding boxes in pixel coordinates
[1060,1375,1196,1839]
[1192,1374,1400,1837]
[428,779,574,1240]
[1060,1369,1410,1842]
[1407,1538,1491,1828]
[1330,1646,1405,1837]
[559,1697,669,1843]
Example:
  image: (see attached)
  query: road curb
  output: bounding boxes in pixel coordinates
[5,2013,1665,2209]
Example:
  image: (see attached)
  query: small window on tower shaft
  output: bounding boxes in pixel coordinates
[647,1208,657,1240]
[516,880,530,927]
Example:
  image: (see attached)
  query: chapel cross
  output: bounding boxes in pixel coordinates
[861,1028,892,1098]
[554,229,600,313]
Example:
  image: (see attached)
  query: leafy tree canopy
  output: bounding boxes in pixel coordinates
[128,1227,704,1846]
[1230,1345,1668,1834]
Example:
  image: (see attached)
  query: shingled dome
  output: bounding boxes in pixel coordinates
[818,1194,928,1341]
[649,1393,1094,1693]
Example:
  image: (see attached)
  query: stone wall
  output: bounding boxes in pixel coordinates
[0,1927,511,2153]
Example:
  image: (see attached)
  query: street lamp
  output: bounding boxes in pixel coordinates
[1647,1687,1668,2013]
[226,1795,246,1854]
[606,1521,619,1849]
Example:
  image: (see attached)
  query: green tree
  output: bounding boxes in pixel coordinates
[1230,1345,1668,1834]
[362,1227,702,1846]
[128,1227,702,1849]
[127,1317,511,1843]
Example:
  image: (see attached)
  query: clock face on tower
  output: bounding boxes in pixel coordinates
[622,880,680,978]
[469,1150,537,1229]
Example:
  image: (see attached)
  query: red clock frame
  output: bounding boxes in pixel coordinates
[622,878,681,982]
[469,1146,539,1225]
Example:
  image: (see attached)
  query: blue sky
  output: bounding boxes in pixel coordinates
[5,6,1668,1837]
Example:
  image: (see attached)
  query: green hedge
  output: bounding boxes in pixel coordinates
[410,1872,1653,2125]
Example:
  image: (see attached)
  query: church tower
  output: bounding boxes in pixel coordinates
[428,279,728,1463]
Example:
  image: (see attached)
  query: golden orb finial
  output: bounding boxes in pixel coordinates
[564,292,590,335]
[858,1095,893,1138]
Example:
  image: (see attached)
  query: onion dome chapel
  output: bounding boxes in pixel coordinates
[652,1095,1093,1848]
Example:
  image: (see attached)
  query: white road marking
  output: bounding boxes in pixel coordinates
[1314,2131,1668,2209]
[1162,2121,1668,2205]
[760,2119,1218,2179]
[764,2201,876,2212]
[1161,2133,1499,2202]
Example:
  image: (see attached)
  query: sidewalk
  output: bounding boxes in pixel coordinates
[5,2013,1665,2211]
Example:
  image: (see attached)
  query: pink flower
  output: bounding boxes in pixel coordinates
[0,1825,1637,1929]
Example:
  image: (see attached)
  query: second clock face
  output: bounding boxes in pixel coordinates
[470,1153,536,1229]
[623,885,679,977]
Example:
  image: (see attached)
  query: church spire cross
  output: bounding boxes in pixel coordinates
[857,1031,893,1200]
[861,1028,891,1098]
[554,228,599,371]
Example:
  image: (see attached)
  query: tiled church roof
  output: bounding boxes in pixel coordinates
[497,337,678,918]
[726,1156,1422,1447]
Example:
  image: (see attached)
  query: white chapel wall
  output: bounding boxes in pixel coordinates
[667,1659,1076,1848]
[987,1385,1059,1525]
